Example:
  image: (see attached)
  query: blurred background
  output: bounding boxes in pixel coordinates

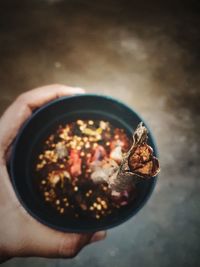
[0,0,200,266]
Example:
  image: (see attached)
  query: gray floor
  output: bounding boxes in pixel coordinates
[0,1,200,266]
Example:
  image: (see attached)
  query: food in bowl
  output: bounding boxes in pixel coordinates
[35,119,160,220]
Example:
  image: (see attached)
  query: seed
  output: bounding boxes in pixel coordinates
[90,206,94,210]
[93,143,98,148]
[88,120,94,125]
[96,135,101,140]
[80,151,85,157]
[85,143,90,149]
[97,197,102,202]
[60,208,64,214]
[56,199,60,205]
[36,164,42,170]
[77,120,83,125]
[41,180,46,184]
[102,202,108,209]
[74,186,78,192]
[97,204,102,210]
[96,214,100,219]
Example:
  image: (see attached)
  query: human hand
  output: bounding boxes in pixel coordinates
[0,85,106,263]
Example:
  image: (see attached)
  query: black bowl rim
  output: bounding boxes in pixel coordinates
[10,93,158,233]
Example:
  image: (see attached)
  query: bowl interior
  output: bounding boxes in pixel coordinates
[10,95,157,232]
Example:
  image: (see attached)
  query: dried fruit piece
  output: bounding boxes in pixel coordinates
[108,122,160,192]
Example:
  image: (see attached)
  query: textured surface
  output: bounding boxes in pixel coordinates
[1,1,200,267]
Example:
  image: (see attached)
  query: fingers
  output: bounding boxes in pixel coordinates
[1,195,106,259]
[0,84,107,259]
[90,231,107,243]
[0,84,85,159]
[58,231,106,258]
[19,216,106,258]
[15,84,85,110]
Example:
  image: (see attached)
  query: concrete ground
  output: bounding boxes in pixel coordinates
[0,0,200,266]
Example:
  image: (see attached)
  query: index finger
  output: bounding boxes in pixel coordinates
[0,84,85,157]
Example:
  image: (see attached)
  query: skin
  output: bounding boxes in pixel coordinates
[0,85,106,263]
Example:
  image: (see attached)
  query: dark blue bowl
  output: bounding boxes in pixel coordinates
[10,94,158,233]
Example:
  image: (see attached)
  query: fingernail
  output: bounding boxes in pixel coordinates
[71,87,85,95]
[90,231,106,243]
[73,87,85,94]
[60,86,85,94]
